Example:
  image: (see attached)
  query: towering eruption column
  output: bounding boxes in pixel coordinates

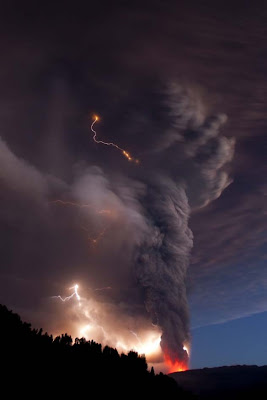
[135,177,193,372]
[132,85,235,372]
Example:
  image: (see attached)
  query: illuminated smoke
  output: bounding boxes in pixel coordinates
[90,115,139,163]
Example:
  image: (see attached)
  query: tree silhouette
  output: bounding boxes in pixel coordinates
[0,304,195,398]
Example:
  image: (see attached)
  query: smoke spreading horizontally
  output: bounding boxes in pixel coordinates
[0,82,235,372]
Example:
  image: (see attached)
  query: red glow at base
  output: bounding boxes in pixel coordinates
[164,354,188,373]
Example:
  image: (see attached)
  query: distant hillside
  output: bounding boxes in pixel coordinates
[170,365,267,399]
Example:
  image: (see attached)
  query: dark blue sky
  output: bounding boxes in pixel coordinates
[190,312,267,369]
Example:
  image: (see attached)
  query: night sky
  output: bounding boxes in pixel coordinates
[0,1,266,372]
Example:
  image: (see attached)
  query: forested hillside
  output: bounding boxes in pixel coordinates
[0,304,194,397]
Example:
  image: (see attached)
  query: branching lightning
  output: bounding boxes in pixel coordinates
[52,284,81,306]
[81,224,109,246]
[50,199,114,246]
[94,286,112,291]
[89,227,108,246]
[49,200,112,216]
[129,329,161,356]
[130,329,142,344]
[49,200,92,208]
[90,115,139,163]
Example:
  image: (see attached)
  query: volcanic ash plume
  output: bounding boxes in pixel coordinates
[135,178,193,370]
[129,83,235,370]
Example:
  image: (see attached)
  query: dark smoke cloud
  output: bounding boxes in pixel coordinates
[128,84,234,363]
[135,178,193,362]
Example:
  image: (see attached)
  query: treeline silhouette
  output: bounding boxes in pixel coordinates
[1,304,195,398]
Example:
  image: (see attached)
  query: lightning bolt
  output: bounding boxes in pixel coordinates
[82,225,109,246]
[183,344,190,356]
[90,115,139,163]
[52,284,81,305]
[50,199,113,246]
[49,200,92,208]
[129,330,142,344]
[128,329,162,356]
[49,200,112,215]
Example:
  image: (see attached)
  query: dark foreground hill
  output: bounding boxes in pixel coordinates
[170,365,267,399]
[0,304,194,398]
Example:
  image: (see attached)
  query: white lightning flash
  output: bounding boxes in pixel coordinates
[183,344,189,356]
[52,284,81,306]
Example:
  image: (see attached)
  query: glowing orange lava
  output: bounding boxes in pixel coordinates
[164,354,188,373]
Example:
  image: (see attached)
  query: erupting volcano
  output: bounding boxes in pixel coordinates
[164,355,188,373]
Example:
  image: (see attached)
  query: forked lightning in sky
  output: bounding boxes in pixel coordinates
[90,115,139,163]
[52,284,81,304]
[49,199,113,246]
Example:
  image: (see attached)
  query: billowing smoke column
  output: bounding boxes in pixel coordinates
[128,83,235,370]
[135,179,192,369]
